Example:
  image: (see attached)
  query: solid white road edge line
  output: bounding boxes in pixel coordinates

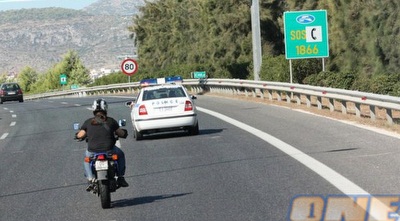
[197,106,366,194]
[197,106,395,218]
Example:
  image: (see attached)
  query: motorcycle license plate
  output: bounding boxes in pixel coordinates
[95,161,108,170]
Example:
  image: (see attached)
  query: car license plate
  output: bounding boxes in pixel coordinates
[158,107,172,112]
[8,91,15,95]
[95,161,108,170]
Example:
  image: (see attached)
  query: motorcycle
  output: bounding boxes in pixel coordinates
[73,119,127,209]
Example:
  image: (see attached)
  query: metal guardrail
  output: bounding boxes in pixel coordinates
[25,78,400,125]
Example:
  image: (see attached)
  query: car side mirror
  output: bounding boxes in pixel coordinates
[125,101,135,107]
[191,95,197,100]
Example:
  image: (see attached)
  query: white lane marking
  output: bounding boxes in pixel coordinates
[0,133,8,140]
[61,102,68,105]
[3,108,8,110]
[10,122,16,126]
[74,104,81,107]
[198,106,394,218]
[12,114,16,118]
[197,106,368,195]
[10,110,14,113]
[87,108,93,111]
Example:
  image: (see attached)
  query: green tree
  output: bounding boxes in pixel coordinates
[17,67,38,92]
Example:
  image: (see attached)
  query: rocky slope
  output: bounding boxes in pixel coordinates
[0,0,145,75]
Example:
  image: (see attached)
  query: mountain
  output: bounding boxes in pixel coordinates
[83,0,145,16]
[0,0,146,75]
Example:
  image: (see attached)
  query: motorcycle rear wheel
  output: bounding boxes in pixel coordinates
[98,180,111,208]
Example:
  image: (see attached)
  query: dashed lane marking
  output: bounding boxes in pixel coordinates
[10,122,16,126]
[0,133,8,140]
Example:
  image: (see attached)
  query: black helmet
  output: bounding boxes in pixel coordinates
[92,98,108,114]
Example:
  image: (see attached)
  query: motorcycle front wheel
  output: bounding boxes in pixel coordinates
[98,180,111,209]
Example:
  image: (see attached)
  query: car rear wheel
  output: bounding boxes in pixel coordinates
[134,127,143,141]
[188,122,199,135]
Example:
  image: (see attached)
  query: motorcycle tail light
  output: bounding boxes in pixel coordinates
[97,154,105,160]
[84,157,90,163]
[112,154,118,161]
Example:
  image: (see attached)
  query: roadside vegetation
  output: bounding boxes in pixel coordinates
[2,0,399,96]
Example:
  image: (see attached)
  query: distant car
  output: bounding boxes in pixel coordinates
[126,77,199,140]
[0,83,24,104]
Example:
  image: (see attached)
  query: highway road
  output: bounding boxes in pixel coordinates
[0,95,400,221]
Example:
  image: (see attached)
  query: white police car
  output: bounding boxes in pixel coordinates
[127,77,199,140]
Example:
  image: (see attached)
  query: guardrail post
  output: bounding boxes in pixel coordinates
[317,97,322,110]
[286,93,291,104]
[355,103,361,117]
[341,101,347,114]
[369,105,376,121]
[267,90,273,101]
[259,89,264,99]
[328,98,335,112]
[277,91,282,101]
[306,95,311,108]
[386,109,393,125]
[295,94,301,105]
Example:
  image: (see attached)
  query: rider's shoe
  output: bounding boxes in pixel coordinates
[86,180,95,192]
[117,177,129,187]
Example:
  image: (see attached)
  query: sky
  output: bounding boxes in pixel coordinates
[0,0,98,11]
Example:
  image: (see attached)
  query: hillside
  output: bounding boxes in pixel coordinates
[0,0,145,75]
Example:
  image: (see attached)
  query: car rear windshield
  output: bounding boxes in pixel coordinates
[143,87,186,101]
[1,84,20,91]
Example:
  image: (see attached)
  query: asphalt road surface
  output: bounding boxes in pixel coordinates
[0,95,399,221]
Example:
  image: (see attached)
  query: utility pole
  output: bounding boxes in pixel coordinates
[251,0,262,82]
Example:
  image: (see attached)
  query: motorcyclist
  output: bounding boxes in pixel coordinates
[76,98,129,191]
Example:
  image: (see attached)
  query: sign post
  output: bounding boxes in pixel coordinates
[284,10,329,83]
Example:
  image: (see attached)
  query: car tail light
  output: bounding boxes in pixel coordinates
[84,157,90,163]
[17,89,23,95]
[139,104,148,115]
[97,154,106,160]
[0,90,4,95]
[185,100,193,111]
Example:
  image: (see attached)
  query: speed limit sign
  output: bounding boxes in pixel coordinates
[121,58,138,76]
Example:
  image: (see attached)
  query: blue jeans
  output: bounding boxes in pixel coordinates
[84,146,126,180]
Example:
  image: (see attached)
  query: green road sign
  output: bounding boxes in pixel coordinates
[193,71,206,79]
[60,74,67,85]
[284,10,329,59]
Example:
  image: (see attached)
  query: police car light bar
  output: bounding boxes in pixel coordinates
[140,76,183,87]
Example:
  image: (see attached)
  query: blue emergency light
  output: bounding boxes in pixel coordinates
[140,76,183,87]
